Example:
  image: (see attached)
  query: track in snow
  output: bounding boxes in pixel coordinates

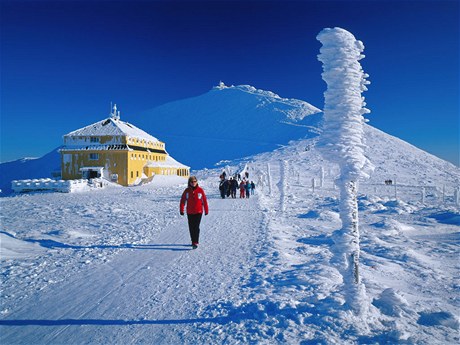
[0,193,265,345]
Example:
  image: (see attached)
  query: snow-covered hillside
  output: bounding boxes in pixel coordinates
[1,125,459,343]
[137,84,322,169]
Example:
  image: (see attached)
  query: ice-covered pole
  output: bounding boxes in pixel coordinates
[316,27,374,315]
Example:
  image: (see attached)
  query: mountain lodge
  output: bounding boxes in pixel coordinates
[60,105,189,186]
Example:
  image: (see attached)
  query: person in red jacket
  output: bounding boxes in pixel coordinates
[180,176,209,249]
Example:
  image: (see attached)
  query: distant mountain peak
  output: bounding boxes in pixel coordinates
[211,83,322,120]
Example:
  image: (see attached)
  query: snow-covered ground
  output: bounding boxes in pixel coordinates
[1,130,459,344]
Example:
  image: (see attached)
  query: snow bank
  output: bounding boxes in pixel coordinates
[11,178,90,193]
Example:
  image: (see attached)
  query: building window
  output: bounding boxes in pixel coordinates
[89,153,99,160]
[90,137,99,143]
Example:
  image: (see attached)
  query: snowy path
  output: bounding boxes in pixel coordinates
[0,190,265,344]
[1,149,459,344]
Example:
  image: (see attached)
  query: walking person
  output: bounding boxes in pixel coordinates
[250,181,256,195]
[245,180,251,198]
[180,176,209,249]
[219,175,228,199]
[239,180,246,198]
[230,177,238,198]
[226,178,232,198]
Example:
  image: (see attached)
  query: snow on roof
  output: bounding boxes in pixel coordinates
[145,155,189,169]
[64,117,159,143]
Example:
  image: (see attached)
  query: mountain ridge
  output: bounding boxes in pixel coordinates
[1,85,458,196]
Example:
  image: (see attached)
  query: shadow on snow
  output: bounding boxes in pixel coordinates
[0,317,229,327]
[0,231,192,251]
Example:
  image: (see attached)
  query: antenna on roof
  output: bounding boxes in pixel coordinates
[111,103,120,120]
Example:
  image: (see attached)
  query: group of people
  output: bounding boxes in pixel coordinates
[219,171,255,199]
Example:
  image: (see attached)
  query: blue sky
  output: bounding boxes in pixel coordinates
[1,0,458,166]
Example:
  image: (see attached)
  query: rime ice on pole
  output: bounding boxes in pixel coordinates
[316,27,374,182]
[316,27,374,315]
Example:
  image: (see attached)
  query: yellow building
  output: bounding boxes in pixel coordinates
[60,105,189,186]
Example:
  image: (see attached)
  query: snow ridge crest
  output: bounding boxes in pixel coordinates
[212,82,322,120]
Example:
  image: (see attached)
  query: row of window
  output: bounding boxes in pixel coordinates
[89,153,166,162]
[130,153,166,161]
[87,137,164,149]
[177,169,188,177]
[127,137,164,149]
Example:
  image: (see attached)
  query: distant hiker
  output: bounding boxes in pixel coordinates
[229,177,238,198]
[180,176,209,249]
[245,171,249,179]
[219,176,228,199]
[245,180,251,198]
[239,180,246,198]
[222,171,227,179]
[226,178,232,198]
[250,181,255,195]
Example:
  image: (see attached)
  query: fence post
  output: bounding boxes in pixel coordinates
[421,187,425,204]
[394,176,397,200]
[320,166,324,188]
[267,163,272,197]
[312,178,315,193]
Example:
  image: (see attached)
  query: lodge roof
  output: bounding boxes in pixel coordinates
[64,117,159,143]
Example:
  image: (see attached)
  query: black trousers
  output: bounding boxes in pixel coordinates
[187,213,202,244]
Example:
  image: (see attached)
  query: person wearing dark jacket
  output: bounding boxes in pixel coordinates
[219,176,229,199]
[180,176,209,249]
[230,177,238,198]
[245,180,251,198]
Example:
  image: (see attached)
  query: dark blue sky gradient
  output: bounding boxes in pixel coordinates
[1,0,459,165]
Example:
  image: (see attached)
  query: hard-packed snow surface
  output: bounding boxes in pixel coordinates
[1,130,459,344]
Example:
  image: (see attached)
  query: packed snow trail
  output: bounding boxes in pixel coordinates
[0,188,265,344]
